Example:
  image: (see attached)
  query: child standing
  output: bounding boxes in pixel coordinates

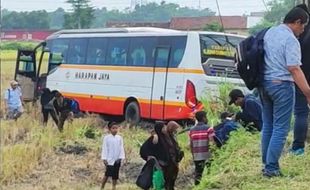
[101,122,125,190]
[189,111,215,185]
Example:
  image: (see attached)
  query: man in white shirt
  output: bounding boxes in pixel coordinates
[4,80,23,120]
[101,122,125,190]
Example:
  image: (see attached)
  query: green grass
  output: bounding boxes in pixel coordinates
[194,129,310,190]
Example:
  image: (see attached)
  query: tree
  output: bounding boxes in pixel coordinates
[249,20,274,35]
[249,0,296,35]
[49,8,65,29]
[64,0,94,29]
[203,22,224,32]
[264,0,295,24]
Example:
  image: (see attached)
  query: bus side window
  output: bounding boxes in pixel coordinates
[86,38,107,65]
[47,39,69,71]
[169,36,186,68]
[67,39,88,64]
[155,48,170,67]
[227,36,244,47]
[107,38,129,66]
[129,37,157,67]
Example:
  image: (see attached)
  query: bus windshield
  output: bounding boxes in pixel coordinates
[200,34,244,78]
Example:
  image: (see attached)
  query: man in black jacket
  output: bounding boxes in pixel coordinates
[291,4,310,155]
[40,88,58,126]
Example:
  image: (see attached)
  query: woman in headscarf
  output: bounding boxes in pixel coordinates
[140,121,182,190]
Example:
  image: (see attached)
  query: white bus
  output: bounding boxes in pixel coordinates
[15,27,246,123]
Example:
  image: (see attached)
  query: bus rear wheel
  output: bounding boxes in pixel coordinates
[125,101,141,125]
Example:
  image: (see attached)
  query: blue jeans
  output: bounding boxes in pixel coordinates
[292,86,309,150]
[258,81,295,172]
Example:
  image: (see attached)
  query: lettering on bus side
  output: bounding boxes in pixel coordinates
[74,72,110,80]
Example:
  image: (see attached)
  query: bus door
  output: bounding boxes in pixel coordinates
[15,49,37,102]
[36,48,50,92]
[150,46,171,120]
[15,43,47,102]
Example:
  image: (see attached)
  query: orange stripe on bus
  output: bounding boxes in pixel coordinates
[61,92,185,107]
[59,64,204,74]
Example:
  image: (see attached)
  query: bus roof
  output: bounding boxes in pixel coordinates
[47,27,247,40]
[48,27,184,38]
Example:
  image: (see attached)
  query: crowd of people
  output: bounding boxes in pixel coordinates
[99,4,310,189]
[3,83,77,132]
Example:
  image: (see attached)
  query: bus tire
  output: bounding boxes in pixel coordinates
[125,101,140,125]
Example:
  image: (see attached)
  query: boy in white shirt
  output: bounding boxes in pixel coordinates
[101,122,125,190]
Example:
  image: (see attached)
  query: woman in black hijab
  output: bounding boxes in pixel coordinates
[140,121,181,190]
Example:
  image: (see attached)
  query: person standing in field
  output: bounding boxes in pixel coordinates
[4,80,23,120]
[140,121,183,190]
[189,111,215,185]
[258,7,310,177]
[101,122,125,190]
[40,88,58,126]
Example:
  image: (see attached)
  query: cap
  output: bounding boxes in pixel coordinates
[10,80,18,86]
[228,89,244,105]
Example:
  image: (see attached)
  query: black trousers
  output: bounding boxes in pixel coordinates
[42,108,58,125]
[194,160,210,185]
[162,163,179,190]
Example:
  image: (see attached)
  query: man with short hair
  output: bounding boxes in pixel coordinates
[4,80,23,120]
[189,111,214,185]
[259,7,310,177]
[228,89,262,131]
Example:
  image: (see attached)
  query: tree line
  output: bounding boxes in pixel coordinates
[1,0,296,33]
[1,0,215,30]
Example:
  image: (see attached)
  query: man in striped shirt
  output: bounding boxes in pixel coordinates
[189,111,215,185]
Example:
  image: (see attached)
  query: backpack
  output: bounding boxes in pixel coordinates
[235,28,269,90]
[70,99,80,114]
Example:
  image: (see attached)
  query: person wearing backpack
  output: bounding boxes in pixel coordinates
[189,111,215,185]
[4,80,23,120]
[258,7,310,178]
[228,89,262,131]
[290,4,310,156]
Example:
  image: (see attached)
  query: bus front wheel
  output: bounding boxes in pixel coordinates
[125,101,141,125]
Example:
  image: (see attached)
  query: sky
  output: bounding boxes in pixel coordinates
[1,0,269,15]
